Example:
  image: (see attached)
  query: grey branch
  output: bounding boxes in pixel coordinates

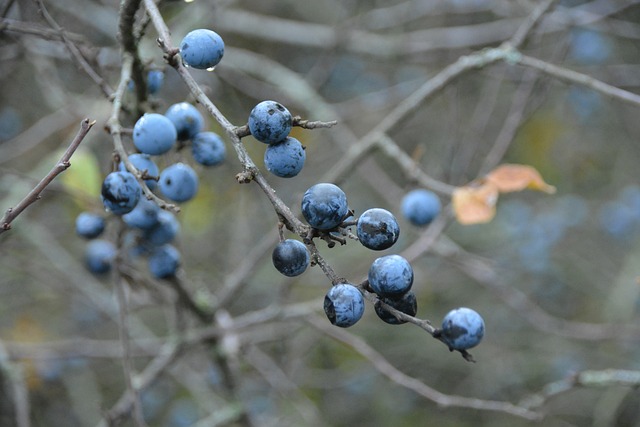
[0,118,95,236]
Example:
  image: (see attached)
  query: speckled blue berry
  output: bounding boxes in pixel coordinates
[85,239,116,274]
[180,29,224,70]
[148,244,180,278]
[441,307,485,351]
[75,212,105,239]
[374,291,417,325]
[143,210,180,246]
[401,189,441,226]
[123,197,160,230]
[159,163,199,203]
[368,254,413,298]
[101,171,141,215]
[324,283,365,328]
[147,70,164,94]
[165,102,204,141]
[119,153,159,190]
[248,100,292,144]
[272,239,309,277]
[133,113,177,155]
[192,132,226,166]
[264,137,305,178]
[356,208,399,251]
[301,183,349,230]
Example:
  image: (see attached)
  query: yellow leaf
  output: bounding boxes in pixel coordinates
[452,182,499,225]
[486,164,556,194]
[59,149,102,200]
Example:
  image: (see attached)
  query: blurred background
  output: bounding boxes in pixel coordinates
[2,0,640,426]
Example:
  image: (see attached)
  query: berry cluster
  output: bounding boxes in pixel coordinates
[267,175,485,352]
[249,100,306,178]
[77,24,486,358]
[75,27,230,280]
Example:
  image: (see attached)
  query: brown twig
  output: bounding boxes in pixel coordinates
[0,118,95,236]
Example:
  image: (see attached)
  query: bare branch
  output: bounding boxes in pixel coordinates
[32,0,113,98]
[515,53,640,108]
[307,315,542,421]
[0,118,95,236]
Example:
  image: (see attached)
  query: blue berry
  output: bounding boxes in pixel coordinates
[123,197,161,230]
[248,100,292,144]
[599,200,637,240]
[323,283,365,328]
[133,113,177,155]
[180,29,224,70]
[128,70,164,95]
[356,208,399,250]
[85,239,116,274]
[159,163,199,203]
[264,137,305,178]
[147,70,164,94]
[301,183,349,230]
[0,107,22,141]
[144,210,180,246]
[75,212,105,239]
[120,153,159,190]
[368,254,413,298]
[440,307,485,351]
[569,29,611,65]
[374,291,417,325]
[401,189,441,226]
[148,244,180,278]
[192,132,226,166]
[272,239,309,277]
[101,171,141,215]
[165,102,204,141]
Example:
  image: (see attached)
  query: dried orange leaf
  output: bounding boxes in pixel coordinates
[486,164,556,194]
[452,182,500,225]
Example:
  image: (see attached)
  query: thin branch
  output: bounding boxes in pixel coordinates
[307,315,542,421]
[113,268,148,427]
[520,369,640,410]
[118,0,146,109]
[105,51,179,213]
[325,46,511,185]
[514,53,640,108]
[98,341,183,427]
[507,0,556,49]
[0,17,87,42]
[377,134,457,195]
[0,118,95,235]
[0,340,30,427]
[145,0,308,236]
[165,273,214,324]
[32,0,113,98]
[433,235,640,341]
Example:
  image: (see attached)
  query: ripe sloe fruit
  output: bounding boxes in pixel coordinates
[440,307,485,351]
[301,183,349,230]
[356,208,399,250]
[324,283,365,328]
